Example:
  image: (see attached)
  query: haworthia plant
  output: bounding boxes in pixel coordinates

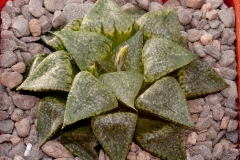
[136,8,181,42]
[63,71,118,128]
[17,50,74,92]
[54,31,113,72]
[134,117,186,160]
[91,112,138,160]
[80,0,133,47]
[61,125,99,160]
[177,60,229,99]
[135,76,194,128]
[99,71,143,111]
[37,96,66,148]
[142,37,197,83]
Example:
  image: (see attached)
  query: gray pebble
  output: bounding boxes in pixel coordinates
[24,125,38,146]
[222,96,237,110]
[29,0,46,17]
[220,67,237,80]
[1,11,12,30]
[193,10,202,21]
[11,15,30,38]
[1,51,18,68]
[199,105,211,118]
[227,119,238,132]
[195,115,212,131]
[13,0,27,8]
[0,111,9,121]
[178,8,192,25]
[212,143,224,159]
[207,28,221,39]
[221,79,238,99]
[187,29,201,42]
[52,11,67,28]
[219,50,235,67]
[221,28,236,45]
[218,9,234,28]
[13,94,39,110]
[202,55,216,67]
[193,42,206,57]
[221,45,231,51]
[9,142,26,159]
[2,1,15,18]
[226,130,238,144]
[224,108,238,119]
[222,148,239,160]
[21,5,33,20]
[44,0,64,13]
[11,108,24,121]
[204,45,221,60]
[196,19,207,30]
[208,19,220,28]
[206,0,223,9]
[206,126,217,141]
[28,43,45,55]
[189,145,212,160]
[212,107,224,121]
[20,36,41,43]
[212,130,226,146]
[0,143,13,157]
[191,154,204,160]
[25,145,44,160]
[21,52,33,63]
[0,120,14,134]
[190,18,199,28]
[64,0,84,5]
[39,15,53,34]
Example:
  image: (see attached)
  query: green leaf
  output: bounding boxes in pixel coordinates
[177,60,229,99]
[17,50,74,92]
[41,18,82,51]
[112,30,144,73]
[91,112,138,160]
[136,8,181,42]
[37,96,66,148]
[61,125,99,160]
[123,6,146,22]
[135,76,194,128]
[134,117,186,160]
[54,31,113,71]
[142,37,197,83]
[23,53,48,80]
[63,71,118,128]
[80,0,133,47]
[99,71,143,110]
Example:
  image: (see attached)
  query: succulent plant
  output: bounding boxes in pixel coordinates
[17,0,229,159]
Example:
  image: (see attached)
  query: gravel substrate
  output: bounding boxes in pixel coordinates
[0,0,239,159]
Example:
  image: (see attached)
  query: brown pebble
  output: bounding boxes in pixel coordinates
[11,62,26,74]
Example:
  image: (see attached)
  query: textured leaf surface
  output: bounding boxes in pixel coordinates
[136,9,181,42]
[99,71,143,110]
[135,76,194,128]
[80,0,133,47]
[177,60,229,99]
[91,112,138,160]
[124,6,146,22]
[63,71,118,127]
[54,31,113,71]
[142,37,197,82]
[17,51,74,92]
[37,96,66,148]
[61,125,99,160]
[23,53,48,80]
[134,117,186,160]
[112,30,144,73]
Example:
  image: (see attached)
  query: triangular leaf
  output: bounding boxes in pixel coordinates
[91,112,138,160]
[134,117,186,160]
[99,71,143,110]
[177,60,229,99]
[135,76,194,128]
[17,51,74,92]
[142,37,197,83]
[37,96,66,148]
[54,31,113,71]
[124,6,146,22]
[80,0,133,47]
[61,125,99,160]
[63,71,118,128]
[23,53,48,80]
[136,8,181,42]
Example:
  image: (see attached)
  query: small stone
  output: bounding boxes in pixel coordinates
[212,143,224,159]
[221,28,236,45]
[221,79,238,99]
[0,120,14,134]
[204,45,221,60]
[1,72,23,89]
[130,142,138,152]
[25,145,44,160]
[121,3,135,10]
[224,108,238,119]
[136,151,151,160]
[206,10,218,20]
[1,51,18,69]
[193,42,206,57]
[220,116,230,130]
[41,139,74,158]
[196,141,213,151]
[203,24,210,30]
[188,99,204,114]
[177,8,192,25]
[20,36,41,43]
[9,142,26,159]
[188,145,212,160]
[211,40,220,51]
[195,115,212,131]
[212,107,224,121]
[98,149,105,160]
[196,19,207,30]
[218,9,234,28]
[187,29,201,42]
[208,19,220,28]
[28,43,45,55]
[64,0,84,5]
[211,120,221,132]
[63,3,93,23]
[186,132,198,145]
[11,62,26,74]
[12,15,30,38]
[29,0,46,17]
[189,18,199,28]
[191,114,199,123]
[0,134,13,143]
[193,10,202,21]
[163,0,180,8]
[191,154,204,160]
[206,126,217,140]
[202,55,216,67]
[10,136,21,146]
[24,125,38,146]
[207,29,221,39]
[206,0,223,9]
[44,0,64,13]
[21,52,32,63]
[14,155,25,160]
[52,11,67,28]
[200,33,212,45]
[220,68,237,81]
[226,130,238,144]
[127,151,137,160]
[148,2,164,11]
[15,117,31,138]
[201,3,211,11]
[0,111,9,120]
[227,120,238,132]
[185,0,203,9]
[29,19,42,37]
[39,15,53,34]
[222,96,237,110]
[212,130,226,146]
[13,94,39,110]
[11,108,24,121]
[1,11,12,30]
[199,105,211,118]
[0,142,13,156]
[222,148,239,160]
